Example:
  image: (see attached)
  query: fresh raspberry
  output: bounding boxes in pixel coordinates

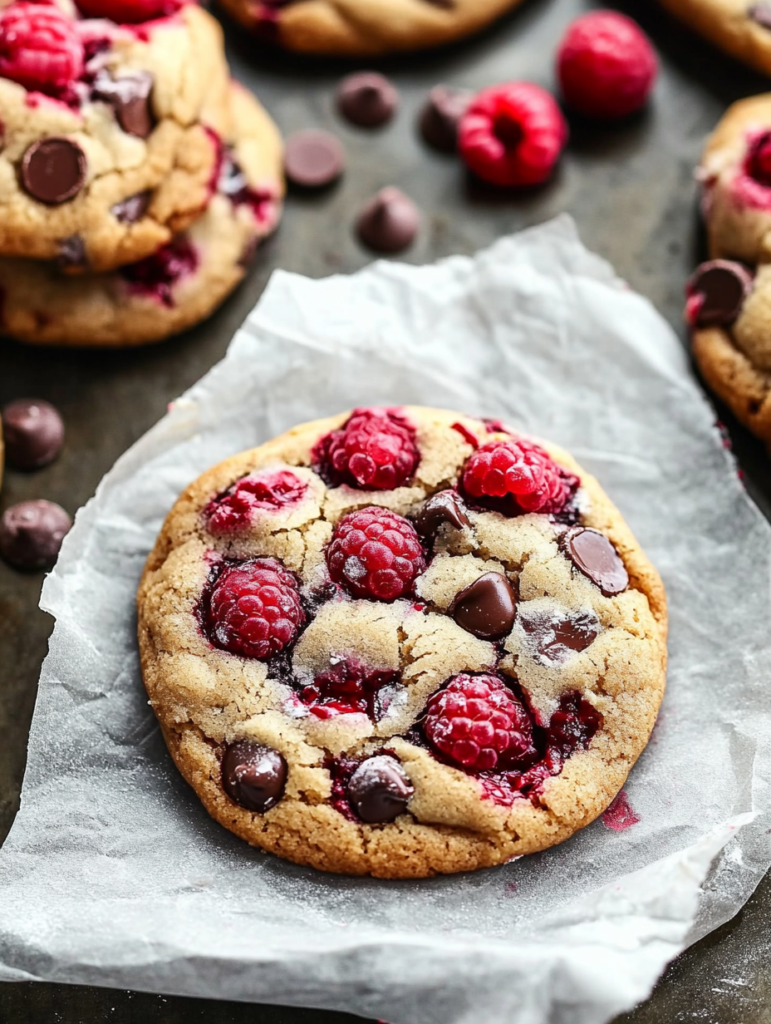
[424,674,536,772]
[75,0,183,24]
[461,438,575,515]
[557,11,657,120]
[205,470,308,534]
[300,658,399,719]
[326,506,425,602]
[458,83,567,188]
[313,407,420,491]
[746,131,771,187]
[0,3,84,94]
[121,238,197,307]
[203,558,305,660]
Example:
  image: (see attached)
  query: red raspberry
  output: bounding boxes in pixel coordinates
[746,131,771,187]
[121,238,197,307]
[206,470,308,534]
[300,658,399,719]
[203,558,305,660]
[557,11,657,120]
[0,3,84,94]
[313,408,420,491]
[326,506,425,602]
[75,0,183,24]
[458,83,567,188]
[461,439,574,515]
[424,674,535,772]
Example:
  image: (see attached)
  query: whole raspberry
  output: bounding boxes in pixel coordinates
[746,131,771,187]
[557,11,657,120]
[0,3,84,94]
[326,506,425,602]
[461,439,575,515]
[205,470,308,534]
[458,83,567,188]
[203,558,305,660]
[75,0,183,24]
[313,407,419,491]
[424,674,536,772]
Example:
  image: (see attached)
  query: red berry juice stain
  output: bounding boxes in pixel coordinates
[450,422,479,448]
[602,791,640,832]
[504,881,518,898]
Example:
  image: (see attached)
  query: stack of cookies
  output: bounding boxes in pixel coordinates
[0,0,284,347]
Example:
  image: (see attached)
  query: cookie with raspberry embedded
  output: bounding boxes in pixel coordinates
[137,407,667,878]
[0,2,233,272]
[656,0,771,75]
[216,0,529,57]
[0,82,283,347]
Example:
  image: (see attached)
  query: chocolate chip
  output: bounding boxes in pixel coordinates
[218,150,248,197]
[419,85,472,152]
[414,490,470,538]
[517,606,600,665]
[337,72,398,128]
[356,187,420,253]
[451,572,517,641]
[93,70,154,138]
[0,500,71,571]
[57,235,87,269]
[347,755,414,823]
[750,3,771,28]
[686,260,753,327]
[20,137,86,205]
[563,527,629,596]
[221,741,287,813]
[1,398,64,470]
[284,130,345,188]
[111,190,151,224]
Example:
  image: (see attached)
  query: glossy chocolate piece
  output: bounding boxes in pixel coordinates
[686,260,753,327]
[518,606,600,665]
[563,527,629,596]
[419,85,471,152]
[57,235,87,269]
[356,187,420,253]
[221,741,287,813]
[0,500,71,571]
[414,490,470,538]
[111,190,151,224]
[337,72,398,128]
[347,755,413,823]
[284,130,345,188]
[451,571,517,641]
[93,70,155,138]
[1,398,64,470]
[20,138,86,205]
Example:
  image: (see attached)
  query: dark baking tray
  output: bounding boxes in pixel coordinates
[1,0,769,1019]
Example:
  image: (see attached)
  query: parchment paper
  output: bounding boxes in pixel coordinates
[0,216,769,1024]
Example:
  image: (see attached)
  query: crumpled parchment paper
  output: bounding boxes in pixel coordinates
[0,216,769,1024]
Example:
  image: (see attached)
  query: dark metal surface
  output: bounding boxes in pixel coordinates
[0,0,769,1019]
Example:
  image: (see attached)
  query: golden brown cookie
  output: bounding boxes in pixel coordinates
[657,0,771,75]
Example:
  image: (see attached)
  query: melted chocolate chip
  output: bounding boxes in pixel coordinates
[451,572,517,641]
[347,755,414,823]
[284,130,345,188]
[0,500,71,571]
[1,398,64,470]
[57,235,87,269]
[93,70,155,138]
[686,260,753,327]
[750,3,771,28]
[356,187,420,253]
[221,741,287,813]
[563,528,629,596]
[111,190,151,224]
[517,606,600,665]
[414,490,470,538]
[337,72,398,128]
[419,85,471,152]
[20,138,86,205]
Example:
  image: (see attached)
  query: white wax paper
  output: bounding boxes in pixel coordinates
[0,216,769,1024]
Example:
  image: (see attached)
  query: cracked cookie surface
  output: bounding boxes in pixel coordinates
[137,407,667,878]
[657,0,771,74]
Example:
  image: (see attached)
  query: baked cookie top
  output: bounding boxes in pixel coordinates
[656,0,771,75]
[0,0,231,272]
[138,407,667,878]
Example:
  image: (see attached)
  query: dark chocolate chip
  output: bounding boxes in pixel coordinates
[57,235,87,269]
[93,70,154,138]
[451,571,517,641]
[419,85,472,152]
[414,490,470,538]
[337,72,398,128]
[111,190,151,224]
[20,137,86,205]
[750,3,771,29]
[517,606,600,665]
[347,755,414,823]
[1,398,64,470]
[356,187,420,253]
[221,741,287,813]
[686,259,753,327]
[0,500,71,571]
[284,130,345,188]
[563,527,629,596]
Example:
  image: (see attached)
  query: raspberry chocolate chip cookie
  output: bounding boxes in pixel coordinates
[0,1,231,272]
[0,82,283,347]
[657,0,771,74]
[137,407,667,878]
[217,0,529,57]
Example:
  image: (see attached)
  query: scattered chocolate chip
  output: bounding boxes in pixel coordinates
[749,3,771,29]
[414,490,470,538]
[1,398,64,470]
[0,500,71,571]
[57,234,87,269]
[20,137,86,205]
[563,527,629,596]
[111,190,151,224]
[419,85,472,152]
[347,755,414,823]
[451,572,517,641]
[221,741,287,813]
[284,130,345,188]
[93,70,154,138]
[337,72,398,128]
[356,187,420,253]
[517,606,600,665]
[686,259,753,327]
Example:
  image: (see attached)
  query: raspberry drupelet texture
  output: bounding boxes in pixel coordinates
[461,438,576,515]
[326,506,425,602]
[424,673,536,772]
[557,11,657,120]
[0,3,84,94]
[75,0,184,24]
[205,470,308,534]
[203,558,305,659]
[458,83,567,188]
[313,408,420,491]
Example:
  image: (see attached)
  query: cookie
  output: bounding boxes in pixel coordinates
[657,0,771,74]
[0,1,233,272]
[0,82,283,348]
[217,0,528,57]
[137,407,667,878]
